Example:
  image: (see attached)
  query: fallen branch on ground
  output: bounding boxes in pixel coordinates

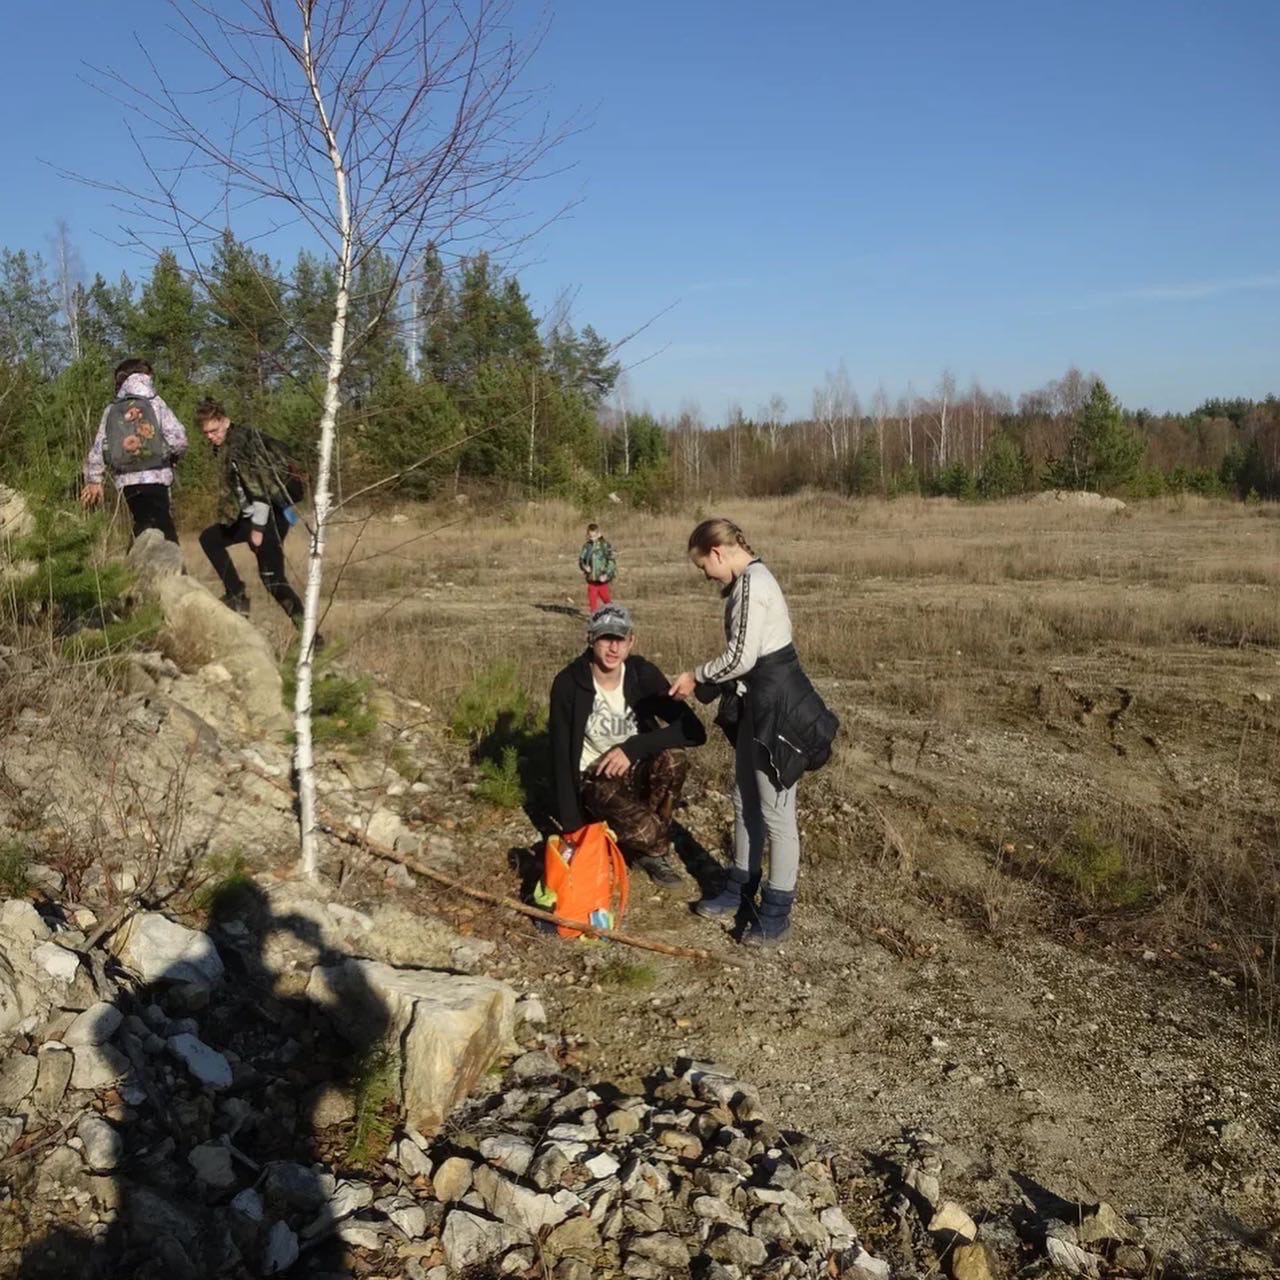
[241,765,720,963]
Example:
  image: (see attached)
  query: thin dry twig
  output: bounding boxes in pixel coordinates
[241,764,718,961]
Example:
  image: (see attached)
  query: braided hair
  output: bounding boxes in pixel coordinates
[687,517,755,559]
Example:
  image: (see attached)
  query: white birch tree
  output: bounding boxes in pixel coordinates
[49,221,84,362]
[926,369,956,470]
[761,393,786,454]
[95,0,561,878]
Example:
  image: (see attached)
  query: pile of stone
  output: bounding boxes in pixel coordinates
[1029,490,1127,514]
[0,889,522,1278]
[414,1054,891,1280]
[0,862,1163,1280]
[1,874,892,1278]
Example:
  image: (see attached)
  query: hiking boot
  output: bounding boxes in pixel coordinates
[694,866,753,920]
[740,885,795,947]
[221,591,250,616]
[636,855,682,887]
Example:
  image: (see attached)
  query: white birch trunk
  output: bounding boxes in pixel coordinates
[296,7,354,881]
[527,372,537,491]
[622,389,630,477]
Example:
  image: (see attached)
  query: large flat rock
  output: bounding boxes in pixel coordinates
[306,959,515,1134]
[116,912,224,985]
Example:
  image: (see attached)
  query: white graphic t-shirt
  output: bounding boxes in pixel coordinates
[579,666,637,773]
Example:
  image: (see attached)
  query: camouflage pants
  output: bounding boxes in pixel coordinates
[579,749,689,862]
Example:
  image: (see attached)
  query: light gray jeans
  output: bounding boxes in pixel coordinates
[733,697,801,892]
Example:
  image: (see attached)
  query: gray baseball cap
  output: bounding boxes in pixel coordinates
[588,603,634,641]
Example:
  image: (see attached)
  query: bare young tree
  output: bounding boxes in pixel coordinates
[617,375,631,477]
[725,400,746,482]
[903,382,917,469]
[96,0,562,878]
[871,383,890,482]
[761,393,786,454]
[49,221,84,362]
[675,402,704,493]
[925,369,956,469]
[812,363,858,463]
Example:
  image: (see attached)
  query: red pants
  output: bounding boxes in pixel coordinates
[587,581,613,613]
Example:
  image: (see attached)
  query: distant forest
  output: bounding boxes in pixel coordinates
[1,232,1276,509]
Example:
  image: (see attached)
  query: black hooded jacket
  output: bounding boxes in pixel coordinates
[549,652,707,833]
[696,644,839,790]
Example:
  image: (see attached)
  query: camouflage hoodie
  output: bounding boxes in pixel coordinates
[578,536,616,583]
[216,424,295,527]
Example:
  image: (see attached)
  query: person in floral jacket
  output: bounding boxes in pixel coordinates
[80,358,188,543]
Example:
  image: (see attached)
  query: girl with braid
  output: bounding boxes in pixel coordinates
[669,518,838,945]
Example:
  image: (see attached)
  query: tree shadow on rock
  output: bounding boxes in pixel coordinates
[15,881,392,1279]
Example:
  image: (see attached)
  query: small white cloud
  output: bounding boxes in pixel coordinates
[1085,271,1280,306]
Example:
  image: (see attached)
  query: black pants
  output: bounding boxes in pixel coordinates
[123,484,178,544]
[198,512,304,619]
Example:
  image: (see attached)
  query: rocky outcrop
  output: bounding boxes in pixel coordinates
[128,529,289,737]
[0,884,528,1277]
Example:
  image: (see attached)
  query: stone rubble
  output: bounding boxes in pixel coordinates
[0,875,1167,1280]
[885,1128,1155,1280]
[0,881,521,1277]
[3,891,906,1280]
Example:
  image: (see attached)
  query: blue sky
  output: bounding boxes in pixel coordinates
[6,1,1278,419]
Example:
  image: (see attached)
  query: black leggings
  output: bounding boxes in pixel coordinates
[123,484,178,544]
[198,512,304,619]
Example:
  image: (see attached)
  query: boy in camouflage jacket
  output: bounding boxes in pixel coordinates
[194,397,308,625]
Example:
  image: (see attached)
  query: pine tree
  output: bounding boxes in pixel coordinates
[0,249,65,377]
[126,250,203,389]
[448,253,502,382]
[978,433,1032,498]
[205,231,287,410]
[418,245,456,381]
[494,277,541,366]
[77,273,133,359]
[359,363,462,496]
[548,321,619,408]
[286,250,336,383]
[1046,380,1145,493]
[345,250,408,404]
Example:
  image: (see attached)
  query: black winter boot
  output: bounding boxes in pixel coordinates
[740,885,795,946]
[221,591,250,616]
[694,866,754,920]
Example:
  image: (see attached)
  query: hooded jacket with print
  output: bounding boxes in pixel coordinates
[83,373,188,489]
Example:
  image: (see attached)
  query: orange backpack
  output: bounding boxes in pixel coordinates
[535,822,629,939]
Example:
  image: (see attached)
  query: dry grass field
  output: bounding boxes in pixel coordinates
[230,491,1280,992]
[163,493,1280,1268]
